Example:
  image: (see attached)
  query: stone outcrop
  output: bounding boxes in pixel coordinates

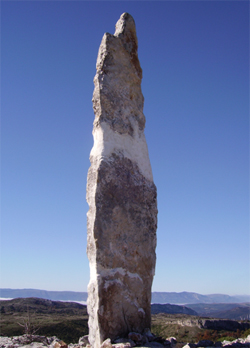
[0,334,175,348]
[0,335,68,348]
[182,336,250,348]
[1,335,250,348]
[86,12,157,348]
[198,320,250,332]
[166,318,250,332]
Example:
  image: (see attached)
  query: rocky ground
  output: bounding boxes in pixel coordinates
[1,333,250,348]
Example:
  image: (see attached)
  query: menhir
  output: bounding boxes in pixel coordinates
[86,12,157,348]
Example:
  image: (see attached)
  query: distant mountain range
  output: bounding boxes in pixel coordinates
[186,302,250,320]
[151,292,250,304]
[1,288,249,304]
[0,288,87,302]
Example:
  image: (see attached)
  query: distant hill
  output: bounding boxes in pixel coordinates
[0,297,197,316]
[0,288,88,301]
[187,302,250,320]
[0,297,88,343]
[212,306,250,320]
[151,303,197,316]
[1,288,249,304]
[151,292,250,304]
[0,297,87,313]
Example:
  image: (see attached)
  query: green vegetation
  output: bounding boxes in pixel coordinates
[1,299,249,345]
[151,314,249,344]
[0,298,88,344]
[243,328,250,338]
[151,314,203,344]
[196,329,243,342]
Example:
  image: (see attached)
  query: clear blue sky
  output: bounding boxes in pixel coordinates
[1,1,249,296]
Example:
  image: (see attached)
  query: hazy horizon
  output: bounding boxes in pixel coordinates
[1,288,250,298]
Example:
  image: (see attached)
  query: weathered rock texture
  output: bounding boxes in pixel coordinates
[1,335,250,348]
[86,13,157,348]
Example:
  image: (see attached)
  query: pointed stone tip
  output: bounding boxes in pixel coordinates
[114,12,136,39]
[113,12,142,78]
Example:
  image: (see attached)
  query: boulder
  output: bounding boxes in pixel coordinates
[78,337,89,346]
[128,333,143,343]
[112,343,133,348]
[53,341,67,348]
[163,338,177,348]
[182,344,197,348]
[221,340,250,348]
[143,329,155,342]
[141,342,164,348]
[100,339,112,348]
[113,339,135,348]
[197,340,214,347]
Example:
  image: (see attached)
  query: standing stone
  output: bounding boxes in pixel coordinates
[86,13,157,348]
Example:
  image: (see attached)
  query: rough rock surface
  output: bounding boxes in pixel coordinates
[198,320,250,332]
[1,335,250,348]
[0,336,68,348]
[86,12,157,348]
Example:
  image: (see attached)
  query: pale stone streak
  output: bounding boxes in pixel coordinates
[90,122,153,182]
[97,266,143,283]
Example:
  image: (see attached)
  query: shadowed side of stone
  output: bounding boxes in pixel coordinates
[94,154,157,338]
[87,12,157,348]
